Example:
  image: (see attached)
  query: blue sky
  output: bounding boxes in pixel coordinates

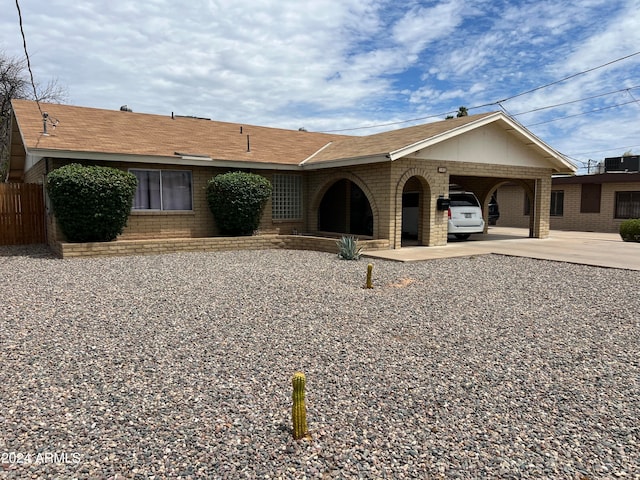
[3,0,640,173]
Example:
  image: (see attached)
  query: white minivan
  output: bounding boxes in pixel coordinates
[448,191,485,240]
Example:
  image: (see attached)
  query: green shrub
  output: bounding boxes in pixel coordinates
[337,235,363,260]
[206,172,272,235]
[46,164,137,242]
[620,218,640,242]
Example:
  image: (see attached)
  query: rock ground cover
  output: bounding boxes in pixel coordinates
[0,246,638,479]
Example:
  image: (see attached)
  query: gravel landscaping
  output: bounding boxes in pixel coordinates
[0,245,638,479]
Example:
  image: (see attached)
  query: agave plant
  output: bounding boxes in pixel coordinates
[336,235,363,260]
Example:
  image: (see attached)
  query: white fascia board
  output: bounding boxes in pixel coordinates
[301,154,389,170]
[26,149,302,171]
[299,142,333,166]
[207,159,301,171]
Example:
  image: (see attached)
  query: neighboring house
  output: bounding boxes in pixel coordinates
[8,99,576,249]
[497,172,640,233]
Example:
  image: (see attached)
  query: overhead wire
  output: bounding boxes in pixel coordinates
[511,86,640,116]
[321,50,640,133]
[524,99,638,127]
[15,0,42,116]
[495,50,640,104]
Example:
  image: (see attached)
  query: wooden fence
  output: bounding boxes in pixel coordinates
[0,183,46,245]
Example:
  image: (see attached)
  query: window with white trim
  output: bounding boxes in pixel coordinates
[272,174,302,220]
[131,169,193,211]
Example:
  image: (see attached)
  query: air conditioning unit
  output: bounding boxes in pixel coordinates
[604,156,640,173]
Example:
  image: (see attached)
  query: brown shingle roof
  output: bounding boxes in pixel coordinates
[12,100,573,173]
[11,99,347,165]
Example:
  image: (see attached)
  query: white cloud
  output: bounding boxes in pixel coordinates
[2,0,639,164]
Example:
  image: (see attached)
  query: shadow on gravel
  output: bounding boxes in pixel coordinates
[0,244,55,258]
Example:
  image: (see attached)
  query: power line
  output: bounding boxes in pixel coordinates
[524,99,637,127]
[570,144,640,156]
[496,50,640,104]
[626,88,640,108]
[15,0,42,116]
[511,86,640,116]
[322,50,640,133]
[320,110,458,133]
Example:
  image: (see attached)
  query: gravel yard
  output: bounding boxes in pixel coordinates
[0,245,638,479]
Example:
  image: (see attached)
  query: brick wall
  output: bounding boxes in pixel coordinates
[498,181,639,233]
[26,156,556,247]
[497,184,530,228]
[550,182,639,233]
[57,234,390,258]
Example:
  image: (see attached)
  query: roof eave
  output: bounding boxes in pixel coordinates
[25,149,304,170]
[301,154,390,170]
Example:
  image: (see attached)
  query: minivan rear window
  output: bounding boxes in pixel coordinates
[450,194,480,207]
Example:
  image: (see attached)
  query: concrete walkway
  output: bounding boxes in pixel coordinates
[364,227,640,270]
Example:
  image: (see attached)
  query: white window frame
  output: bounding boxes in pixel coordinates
[130,168,193,211]
[272,174,303,220]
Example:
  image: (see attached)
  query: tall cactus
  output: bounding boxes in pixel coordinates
[366,263,374,289]
[292,372,309,440]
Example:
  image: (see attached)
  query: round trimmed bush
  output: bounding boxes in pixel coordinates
[46,164,137,242]
[620,218,640,242]
[206,172,272,235]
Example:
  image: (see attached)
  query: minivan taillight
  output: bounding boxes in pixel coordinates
[447,207,451,219]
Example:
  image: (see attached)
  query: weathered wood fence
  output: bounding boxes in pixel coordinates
[0,183,46,245]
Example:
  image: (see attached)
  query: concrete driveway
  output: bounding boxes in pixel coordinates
[365,227,640,270]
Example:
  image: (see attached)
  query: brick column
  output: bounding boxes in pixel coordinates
[532,176,551,238]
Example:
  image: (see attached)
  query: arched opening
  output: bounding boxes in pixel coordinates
[401,176,423,246]
[318,179,373,236]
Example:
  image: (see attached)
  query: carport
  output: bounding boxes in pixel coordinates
[304,111,575,249]
[386,113,576,247]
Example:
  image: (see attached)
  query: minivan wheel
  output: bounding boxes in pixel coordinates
[454,234,470,240]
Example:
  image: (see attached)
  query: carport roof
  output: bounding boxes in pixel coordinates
[303,111,576,174]
[11,100,575,174]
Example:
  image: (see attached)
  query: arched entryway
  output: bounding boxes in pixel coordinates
[401,177,423,246]
[318,179,373,236]
[399,175,431,247]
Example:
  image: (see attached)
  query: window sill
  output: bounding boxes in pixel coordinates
[131,210,195,216]
[272,218,303,223]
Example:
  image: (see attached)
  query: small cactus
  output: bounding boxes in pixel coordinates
[292,372,309,440]
[366,263,374,289]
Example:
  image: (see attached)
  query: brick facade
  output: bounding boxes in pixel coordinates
[58,235,389,258]
[498,177,640,233]
[30,155,556,251]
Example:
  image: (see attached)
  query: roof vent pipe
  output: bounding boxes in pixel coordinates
[240,126,243,134]
[42,112,48,136]
[247,135,251,152]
